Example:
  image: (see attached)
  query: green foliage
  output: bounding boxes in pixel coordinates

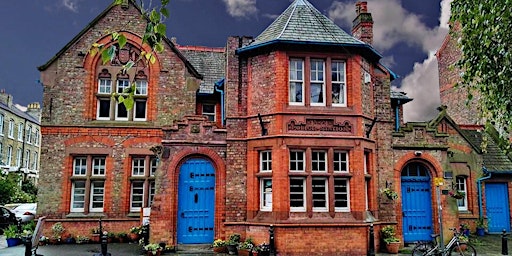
[0,173,36,205]
[4,225,20,239]
[450,0,512,146]
[89,0,170,111]
[381,225,400,244]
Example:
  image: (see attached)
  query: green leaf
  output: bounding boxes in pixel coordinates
[160,8,169,18]
[123,97,134,110]
[150,9,160,23]
[122,61,135,73]
[155,23,166,35]
[118,34,127,49]
[150,54,156,64]
[113,0,124,5]
[89,47,98,57]
[154,42,164,53]
[118,95,125,103]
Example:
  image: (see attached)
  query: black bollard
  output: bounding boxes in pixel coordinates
[368,223,375,256]
[502,229,508,255]
[269,225,276,256]
[93,218,111,256]
[142,224,150,246]
[23,235,32,256]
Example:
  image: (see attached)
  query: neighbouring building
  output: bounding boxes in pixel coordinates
[0,90,41,184]
[36,0,512,254]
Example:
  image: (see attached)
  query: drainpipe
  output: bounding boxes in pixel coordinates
[214,79,225,127]
[395,100,400,131]
[477,167,492,218]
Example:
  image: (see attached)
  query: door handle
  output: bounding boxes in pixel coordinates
[181,212,184,218]
[194,193,198,203]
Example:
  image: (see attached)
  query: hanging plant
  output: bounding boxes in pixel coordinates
[448,190,465,199]
[381,187,398,200]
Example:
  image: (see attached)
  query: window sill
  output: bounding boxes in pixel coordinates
[66,212,105,218]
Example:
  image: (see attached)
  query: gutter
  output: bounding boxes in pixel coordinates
[477,167,492,219]
[214,78,225,127]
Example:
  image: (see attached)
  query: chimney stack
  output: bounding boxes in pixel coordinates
[352,1,373,45]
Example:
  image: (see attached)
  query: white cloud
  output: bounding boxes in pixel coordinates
[62,0,80,13]
[222,0,258,18]
[397,0,451,122]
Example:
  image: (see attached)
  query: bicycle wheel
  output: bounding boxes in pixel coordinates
[412,241,435,255]
[448,242,477,256]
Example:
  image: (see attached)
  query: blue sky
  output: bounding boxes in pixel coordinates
[0,0,450,121]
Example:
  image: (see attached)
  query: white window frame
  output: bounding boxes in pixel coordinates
[331,60,347,107]
[289,58,304,105]
[202,103,216,122]
[98,78,112,94]
[312,177,328,212]
[74,157,87,176]
[132,158,145,176]
[133,99,147,121]
[260,178,273,211]
[149,181,156,207]
[150,158,158,176]
[70,180,86,212]
[24,150,30,168]
[311,150,327,172]
[334,178,350,212]
[259,150,272,172]
[16,148,22,167]
[6,146,12,166]
[130,181,145,212]
[34,129,39,146]
[289,150,305,172]
[17,123,23,141]
[135,80,148,95]
[96,98,111,121]
[26,125,32,144]
[32,152,38,170]
[89,181,105,212]
[92,157,106,176]
[333,151,349,172]
[290,177,306,212]
[456,176,468,211]
[0,114,4,135]
[8,119,14,138]
[310,59,326,106]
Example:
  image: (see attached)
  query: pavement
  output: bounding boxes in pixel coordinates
[0,234,507,255]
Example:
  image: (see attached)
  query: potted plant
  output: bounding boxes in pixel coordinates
[76,235,90,244]
[4,224,21,247]
[39,235,49,246]
[50,222,65,244]
[129,225,142,242]
[91,227,101,243]
[144,243,162,256]
[226,233,241,255]
[381,225,400,254]
[476,218,487,236]
[239,237,255,256]
[117,232,128,243]
[449,190,465,199]
[212,238,227,253]
[107,231,116,243]
[255,243,270,256]
[460,223,470,236]
[381,187,398,200]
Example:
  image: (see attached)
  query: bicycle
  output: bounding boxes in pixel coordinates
[411,227,477,255]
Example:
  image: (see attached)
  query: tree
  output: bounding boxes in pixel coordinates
[450,0,512,149]
[90,0,170,110]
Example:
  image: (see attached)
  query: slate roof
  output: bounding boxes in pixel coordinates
[461,129,512,172]
[178,47,225,94]
[238,0,381,60]
[0,103,40,124]
[391,90,413,104]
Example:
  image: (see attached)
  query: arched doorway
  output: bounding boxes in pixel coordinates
[177,158,215,244]
[401,162,433,243]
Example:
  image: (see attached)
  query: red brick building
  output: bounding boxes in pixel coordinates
[36,0,512,254]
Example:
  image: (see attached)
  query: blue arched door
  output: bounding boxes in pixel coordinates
[177,158,215,244]
[401,162,433,243]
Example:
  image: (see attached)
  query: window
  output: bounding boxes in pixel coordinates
[17,123,23,141]
[70,156,107,213]
[289,148,352,213]
[289,150,305,172]
[331,61,346,106]
[7,146,12,166]
[26,125,32,144]
[130,156,157,212]
[94,44,149,122]
[31,152,38,170]
[289,58,347,107]
[16,148,22,167]
[24,150,30,168]
[334,178,350,212]
[455,176,468,211]
[0,114,4,135]
[8,119,14,138]
[0,143,2,165]
[290,178,306,212]
[260,151,272,172]
[289,59,304,105]
[259,150,272,211]
[202,103,216,122]
[310,59,325,106]
[34,129,40,146]
[311,150,327,172]
[260,178,273,211]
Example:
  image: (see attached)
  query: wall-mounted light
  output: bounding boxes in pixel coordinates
[414,151,422,156]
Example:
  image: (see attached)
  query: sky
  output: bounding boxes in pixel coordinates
[0,0,451,122]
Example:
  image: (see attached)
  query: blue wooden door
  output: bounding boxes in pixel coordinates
[177,158,215,244]
[401,163,433,243]
[485,183,510,233]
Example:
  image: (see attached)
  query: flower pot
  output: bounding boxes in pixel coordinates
[128,233,140,242]
[146,250,161,256]
[91,234,100,243]
[385,242,400,254]
[213,246,227,253]
[258,251,270,256]
[239,249,252,256]
[226,244,238,255]
[6,238,19,247]
[476,227,485,236]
